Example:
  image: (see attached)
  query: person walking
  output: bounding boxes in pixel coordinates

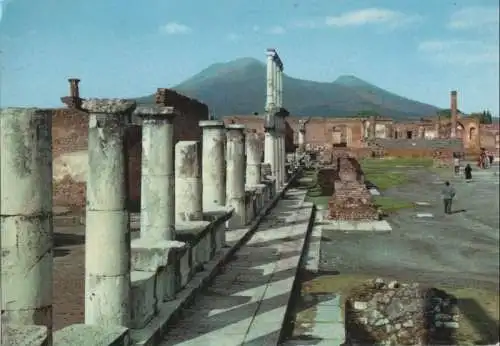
[464,164,472,182]
[441,181,456,214]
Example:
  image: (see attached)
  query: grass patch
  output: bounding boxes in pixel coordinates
[360,157,433,170]
[372,196,414,212]
[366,171,409,190]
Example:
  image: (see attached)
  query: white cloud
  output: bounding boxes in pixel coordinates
[325,8,419,27]
[159,22,192,35]
[226,33,241,42]
[418,39,499,65]
[448,6,500,31]
[268,25,286,35]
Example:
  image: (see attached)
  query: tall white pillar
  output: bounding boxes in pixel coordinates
[175,141,203,222]
[226,124,246,227]
[1,108,54,334]
[265,49,279,189]
[134,105,176,241]
[83,98,136,327]
[246,130,262,186]
[199,120,227,210]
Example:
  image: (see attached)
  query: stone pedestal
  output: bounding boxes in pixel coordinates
[199,120,226,210]
[134,105,177,241]
[175,141,203,222]
[82,98,136,327]
[226,124,246,227]
[0,108,54,333]
[245,130,262,186]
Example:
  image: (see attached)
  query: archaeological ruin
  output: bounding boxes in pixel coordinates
[1,46,498,346]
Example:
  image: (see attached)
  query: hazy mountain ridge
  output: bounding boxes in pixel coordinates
[136,58,440,119]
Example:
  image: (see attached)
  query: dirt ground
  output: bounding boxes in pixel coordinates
[288,162,499,345]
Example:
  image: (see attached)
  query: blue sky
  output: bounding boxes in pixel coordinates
[1,0,499,115]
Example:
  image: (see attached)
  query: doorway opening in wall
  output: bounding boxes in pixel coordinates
[394,132,398,139]
[406,131,413,139]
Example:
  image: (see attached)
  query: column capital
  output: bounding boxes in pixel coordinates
[199,120,225,128]
[133,105,177,119]
[82,98,136,114]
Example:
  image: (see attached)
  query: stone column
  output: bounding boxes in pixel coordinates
[265,49,278,184]
[83,98,136,327]
[450,90,458,139]
[175,141,203,222]
[369,115,376,139]
[134,105,176,241]
[1,108,53,331]
[199,120,226,210]
[246,129,262,186]
[298,130,305,150]
[226,124,246,227]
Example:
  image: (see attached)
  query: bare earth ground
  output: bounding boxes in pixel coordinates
[52,216,141,331]
[288,163,499,345]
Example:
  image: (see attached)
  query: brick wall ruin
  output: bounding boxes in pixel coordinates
[53,83,209,209]
[328,153,379,220]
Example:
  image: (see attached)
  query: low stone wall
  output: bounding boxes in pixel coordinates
[345,278,459,345]
[328,155,378,221]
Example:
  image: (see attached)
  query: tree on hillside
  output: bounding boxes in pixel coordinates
[473,110,493,124]
[436,109,463,118]
[357,110,380,118]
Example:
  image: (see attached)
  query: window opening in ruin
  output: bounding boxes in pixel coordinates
[406,131,412,139]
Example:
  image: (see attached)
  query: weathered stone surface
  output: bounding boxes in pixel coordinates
[82,98,136,114]
[345,278,459,346]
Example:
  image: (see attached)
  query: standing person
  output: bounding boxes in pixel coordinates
[488,151,494,166]
[441,181,456,214]
[453,153,461,176]
[464,164,472,182]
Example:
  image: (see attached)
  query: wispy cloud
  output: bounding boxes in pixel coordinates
[159,22,192,35]
[418,39,499,65]
[325,8,419,28]
[448,6,499,31]
[226,33,241,42]
[268,25,286,35]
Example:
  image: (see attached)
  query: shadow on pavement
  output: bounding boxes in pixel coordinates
[459,298,500,345]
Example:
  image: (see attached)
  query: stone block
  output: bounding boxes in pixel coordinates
[53,324,129,346]
[130,238,186,271]
[176,220,211,269]
[2,324,48,346]
[130,271,157,329]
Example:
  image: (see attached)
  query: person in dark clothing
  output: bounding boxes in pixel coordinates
[488,153,494,165]
[441,181,456,214]
[464,164,472,182]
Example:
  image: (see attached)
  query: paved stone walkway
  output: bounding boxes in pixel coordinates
[160,189,313,346]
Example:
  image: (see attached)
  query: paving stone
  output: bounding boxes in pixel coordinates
[416,213,434,218]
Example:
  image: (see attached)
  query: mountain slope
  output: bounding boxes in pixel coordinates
[136,58,439,119]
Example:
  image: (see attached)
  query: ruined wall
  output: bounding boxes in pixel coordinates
[52,88,209,209]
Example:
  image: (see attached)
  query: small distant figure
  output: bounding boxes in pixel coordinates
[488,152,494,166]
[464,164,472,182]
[441,181,456,215]
[453,154,461,176]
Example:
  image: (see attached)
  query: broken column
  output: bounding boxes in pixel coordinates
[226,124,247,227]
[134,105,177,241]
[83,98,136,327]
[450,90,458,138]
[175,141,203,222]
[1,108,54,332]
[199,120,226,210]
[246,129,262,186]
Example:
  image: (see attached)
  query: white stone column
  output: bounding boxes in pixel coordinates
[199,120,226,210]
[226,124,246,227]
[246,130,262,186]
[1,108,53,331]
[264,49,278,186]
[134,105,177,241]
[298,130,305,149]
[175,141,202,222]
[82,98,136,327]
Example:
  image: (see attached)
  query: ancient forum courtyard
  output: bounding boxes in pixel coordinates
[1,48,499,345]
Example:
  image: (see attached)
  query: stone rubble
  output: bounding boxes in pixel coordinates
[345,278,459,346]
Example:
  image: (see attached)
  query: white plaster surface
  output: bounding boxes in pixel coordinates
[175,141,203,222]
[0,108,53,328]
[200,120,227,209]
[226,125,246,227]
[322,220,393,232]
[85,109,130,326]
[53,150,88,182]
[140,116,175,240]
